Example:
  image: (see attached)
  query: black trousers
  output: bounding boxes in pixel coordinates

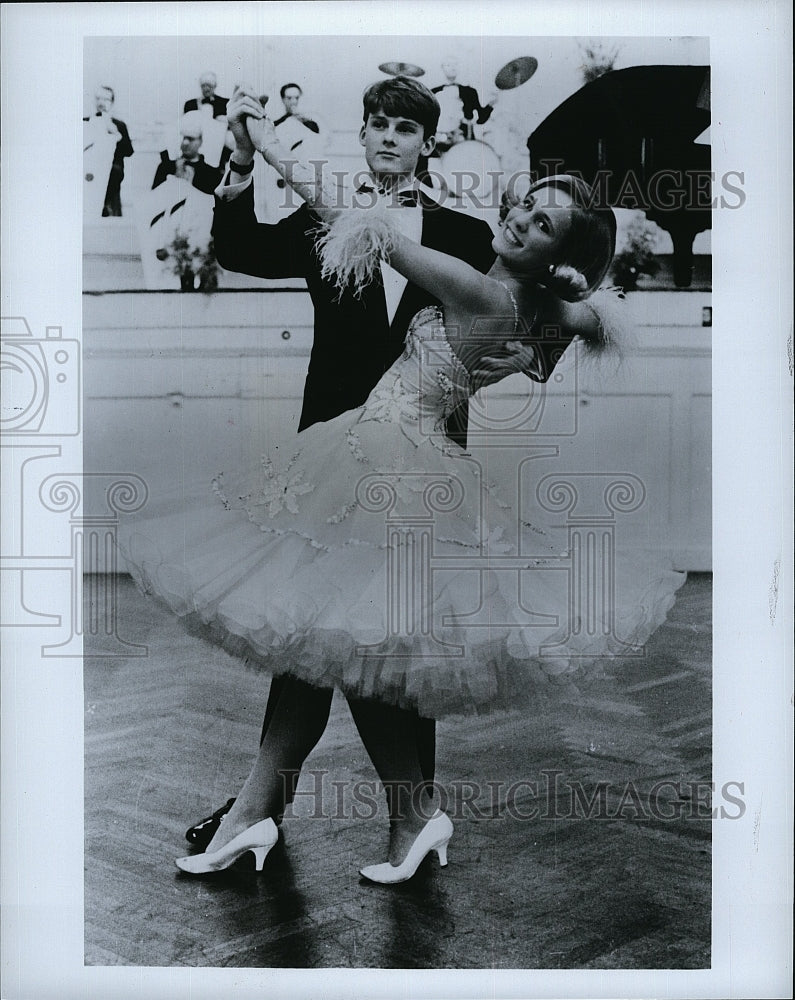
[102,164,124,217]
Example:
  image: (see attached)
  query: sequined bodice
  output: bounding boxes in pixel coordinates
[356,306,471,447]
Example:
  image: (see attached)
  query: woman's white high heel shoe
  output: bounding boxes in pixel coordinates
[359,810,453,884]
[175,817,278,874]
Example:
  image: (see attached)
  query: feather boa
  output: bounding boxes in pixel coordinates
[581,286,633,353]
[315,203,631,358]
[315,200,402,299]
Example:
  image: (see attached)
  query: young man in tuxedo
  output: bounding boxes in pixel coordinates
[185,76,533,848]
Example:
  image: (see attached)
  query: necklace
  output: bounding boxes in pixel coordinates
[496,280,520,335]
[497,280,538,336]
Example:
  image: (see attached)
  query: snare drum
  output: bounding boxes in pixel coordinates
[437,139,501,205]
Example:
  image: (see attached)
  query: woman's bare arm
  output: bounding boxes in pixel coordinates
[242,94,601,353]
[242,101,505,316]
[387,232,501,315]
[235,97,340,215]
[538,291,604,342]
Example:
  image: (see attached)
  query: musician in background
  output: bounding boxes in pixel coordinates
[85,85,134,217]
[271,83,325,202]
[184,71,229,120]
[431,57,496,152]
[273,83,324,146]
[152,112,224,195]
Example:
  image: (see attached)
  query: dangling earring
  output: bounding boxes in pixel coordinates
[548,264,556,274]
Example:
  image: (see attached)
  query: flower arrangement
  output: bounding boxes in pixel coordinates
[157,234,219,292]
[610,214,661,291]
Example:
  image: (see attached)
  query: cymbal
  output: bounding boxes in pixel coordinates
[378,61,425,78]
[495,56,538,90]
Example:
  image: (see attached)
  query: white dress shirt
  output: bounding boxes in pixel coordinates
[216,172,423,324]
[378,186,422,325]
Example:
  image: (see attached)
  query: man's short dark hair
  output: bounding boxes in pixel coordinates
[98,85,115,103]
[280,82,303,99]
[362,76,440,138]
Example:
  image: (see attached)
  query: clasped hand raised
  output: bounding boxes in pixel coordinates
[227,84,278,157]
[227,84,537,389]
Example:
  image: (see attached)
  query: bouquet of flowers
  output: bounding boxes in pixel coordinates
[610,214,660,291]
[157,234,219,293]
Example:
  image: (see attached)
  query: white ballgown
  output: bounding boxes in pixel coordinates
[119,305,685,717]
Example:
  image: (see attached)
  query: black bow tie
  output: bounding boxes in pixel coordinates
[201,97,214,105]
[355,186,420,207]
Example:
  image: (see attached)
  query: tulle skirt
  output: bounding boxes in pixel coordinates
[118,402,686,718]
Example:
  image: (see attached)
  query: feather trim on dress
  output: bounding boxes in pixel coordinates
[316,200,402,299]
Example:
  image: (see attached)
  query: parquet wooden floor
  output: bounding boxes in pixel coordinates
[85,573,712,968]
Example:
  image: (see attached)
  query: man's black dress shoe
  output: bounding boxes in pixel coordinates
[185,798,236,850]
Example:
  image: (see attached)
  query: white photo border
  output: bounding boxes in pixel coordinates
[1,1,792,998]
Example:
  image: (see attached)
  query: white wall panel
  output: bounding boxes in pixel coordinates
[83,290,711,570]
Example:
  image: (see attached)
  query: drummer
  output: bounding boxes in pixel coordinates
[431,57,496,153]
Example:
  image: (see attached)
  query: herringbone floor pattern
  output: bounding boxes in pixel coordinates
[85,573,711,968]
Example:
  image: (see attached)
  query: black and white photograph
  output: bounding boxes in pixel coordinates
[1,3,792,998]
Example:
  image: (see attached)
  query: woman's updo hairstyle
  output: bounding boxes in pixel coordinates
[499,174,617,302]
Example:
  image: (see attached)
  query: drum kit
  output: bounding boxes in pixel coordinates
[378,55,538,205]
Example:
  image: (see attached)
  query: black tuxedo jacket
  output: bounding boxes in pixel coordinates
[273,112,321,135]
[184,95,229,118]
[152,153,225,195]
[83,115,133,169]
[212,185,496,436]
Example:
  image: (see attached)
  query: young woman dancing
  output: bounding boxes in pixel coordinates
[121,101,684,883]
